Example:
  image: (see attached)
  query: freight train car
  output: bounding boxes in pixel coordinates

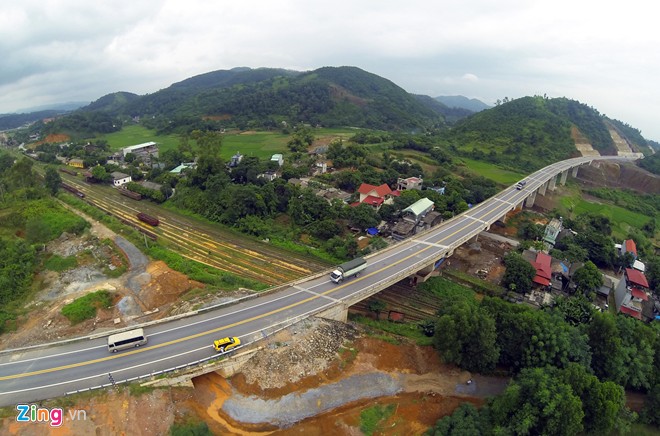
[119,188,142,200]
[59,167,79,176]
[60,183,85,198]
[137,212,159,226]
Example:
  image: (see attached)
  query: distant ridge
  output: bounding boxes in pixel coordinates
[436,95,491,112]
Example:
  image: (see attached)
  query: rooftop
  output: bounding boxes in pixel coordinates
[358,183,392,198]
[626,268,649,288]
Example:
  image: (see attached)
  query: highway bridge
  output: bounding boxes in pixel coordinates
[0,155,637,406]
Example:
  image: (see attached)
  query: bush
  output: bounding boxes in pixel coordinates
[61,290,113,324]
[43,254,78,272]
[360,404,396,436]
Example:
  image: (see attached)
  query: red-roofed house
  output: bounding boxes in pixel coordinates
[615,267,651,321]
[625,268,649,288]
[529,252,552,288]
[355,183,396,210]
[621,239,638,260]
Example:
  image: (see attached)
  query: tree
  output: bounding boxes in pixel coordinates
[348,204,379,230]
[91,165,109,182]
[43,167,61,196]
[490,367,584,436]
[502,252,536,293]
[572,261,603,297]
[576,230,615,268]
[556,363,626,434]
[547,295,595,326]
[646,256,660,294]
[587,313,626,383]
[434,302,500,373]
[425,403,490,436]
[642,383,660,426]
[368,299,386,320]
[518,221,544,241]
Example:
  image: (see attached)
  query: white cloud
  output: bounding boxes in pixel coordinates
[1,0,659,139]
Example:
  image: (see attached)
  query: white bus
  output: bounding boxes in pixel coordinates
[107,328,148,353]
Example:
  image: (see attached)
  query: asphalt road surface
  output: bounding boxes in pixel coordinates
[0,155,635,406]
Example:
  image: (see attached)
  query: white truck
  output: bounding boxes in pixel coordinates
[330,257,368,283]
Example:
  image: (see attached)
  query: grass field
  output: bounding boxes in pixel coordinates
[98,125,357,160]
[559,195,652,240]
[456,157,526,185]
[98,125,181,153]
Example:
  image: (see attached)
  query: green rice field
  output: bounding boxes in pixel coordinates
[559,195,652,240]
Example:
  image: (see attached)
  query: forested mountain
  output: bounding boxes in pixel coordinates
[436,95,491,112]
[446,96,651,169]
[23,66,653,159]
[0,110,68,130]
[413,95,474,123]
[83,92,140,113]
[52,66,446,133]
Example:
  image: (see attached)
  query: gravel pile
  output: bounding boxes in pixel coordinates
[240,318,359,389]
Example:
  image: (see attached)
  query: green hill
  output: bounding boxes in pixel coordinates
[55,67,445,133]
[446,96,643,170]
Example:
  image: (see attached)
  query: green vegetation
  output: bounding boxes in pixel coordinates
[169,417,213,436]
[359,403,396,436]
[456,157,525,185]
[126,382,156,396]
[586,187,660,217]
[145,245,267,291]
[0,154,95,333]
[43,254,78,272]
[98,124,180,153]
[559,194,653,240]
[61,290,113,324]
[439,269,505,296]
[638,152,660,175]
[349,314,434,346]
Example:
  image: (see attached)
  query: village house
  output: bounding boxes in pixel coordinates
[170,162,196,175]
[397,176,423,191]
[615,267,652,321]
[392,198,434,240]
[354,183,399,210]
[68,158,85,169]
[621,239,638,260]
[110,171,132,187]
[122,142,159,164]
[270,154,284,167]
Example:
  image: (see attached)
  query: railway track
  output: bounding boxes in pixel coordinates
[351,281,444,322]
[57,176,326,285]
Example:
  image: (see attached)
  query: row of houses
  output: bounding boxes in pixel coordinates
[523,237,657,322]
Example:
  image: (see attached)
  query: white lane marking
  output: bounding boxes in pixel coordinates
[0,301,336,396]
[295,286,341,303]
[410,240,449,250]
[493,198,514,206]
[0,286,316,367]
[464,215,488,225]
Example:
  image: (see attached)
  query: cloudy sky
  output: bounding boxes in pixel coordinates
[2,0,658,140]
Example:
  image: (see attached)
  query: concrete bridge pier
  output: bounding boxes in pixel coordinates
[538,181,547,196]
[560,170,568,185]
[571,166,579,178]
[548,175,557,191]
[525,191,536,207]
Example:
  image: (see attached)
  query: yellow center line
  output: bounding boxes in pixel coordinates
[2,203,494,381]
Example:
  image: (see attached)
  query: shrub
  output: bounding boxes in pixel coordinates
[61,290,113,324]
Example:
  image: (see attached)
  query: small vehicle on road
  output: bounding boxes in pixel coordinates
[515,180,527,190]
[213,336,241,353]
